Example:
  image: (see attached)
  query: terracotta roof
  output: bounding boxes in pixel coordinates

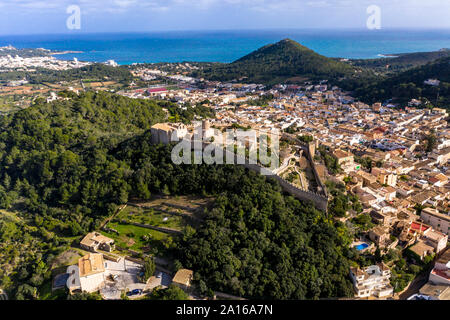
[172,269,193,287]
[80,232,113,248]
[78,253,105,277]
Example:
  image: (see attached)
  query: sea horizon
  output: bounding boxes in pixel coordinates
[1,28,450,65]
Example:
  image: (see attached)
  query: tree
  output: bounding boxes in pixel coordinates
[139,257,156,283]
[425,132,437,153]
[298,135,314,143]
[67,292,102,300]
[148,285,189,300]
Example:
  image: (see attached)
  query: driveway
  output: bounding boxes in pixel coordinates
[100,258,147,300]
[145,271,172,292]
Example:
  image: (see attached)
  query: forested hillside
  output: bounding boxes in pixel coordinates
[349,48,450,72]
[0,91,354,300]
[192,39,356,84]
[113,133,355,300]
[27,64,133,84]
[345,57,450,107]
[0,91,168,230]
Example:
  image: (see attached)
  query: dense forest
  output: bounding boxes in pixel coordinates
[0,90,355,299]
[192,39,356,84]
[0,91,171,231]
[0,64,132,84]
[113,134,355,299]
[27,64,133,84]
[177,180,354,299]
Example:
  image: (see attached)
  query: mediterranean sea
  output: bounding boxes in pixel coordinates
[0,29,449,65]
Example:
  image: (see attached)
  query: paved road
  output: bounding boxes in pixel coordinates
[397,273,429,300]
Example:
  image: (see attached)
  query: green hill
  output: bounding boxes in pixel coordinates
[349,48,450,72]
[193,39,356,84]
[352,56,450,107]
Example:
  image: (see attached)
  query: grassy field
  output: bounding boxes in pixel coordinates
[117,206,185,230]
[101,221,172,255]
[100,196,213,257]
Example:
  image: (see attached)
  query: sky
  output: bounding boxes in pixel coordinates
[0,0,449,35]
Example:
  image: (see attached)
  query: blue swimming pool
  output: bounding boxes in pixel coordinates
[355,243,369,251]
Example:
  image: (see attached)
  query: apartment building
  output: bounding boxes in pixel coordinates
[349,263,394,298]
[421,208,450,236]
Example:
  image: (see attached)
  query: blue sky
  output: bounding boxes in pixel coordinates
[0,0,449,35]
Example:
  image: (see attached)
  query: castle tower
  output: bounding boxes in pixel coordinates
[202,120,211,140]
[308,141,316,158]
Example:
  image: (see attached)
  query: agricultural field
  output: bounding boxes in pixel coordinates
[117,206,185,230]
[101,196,213,257]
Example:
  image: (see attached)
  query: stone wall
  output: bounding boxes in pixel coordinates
[228,151,329,212]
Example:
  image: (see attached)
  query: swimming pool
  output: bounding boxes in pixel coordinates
[355,243,369,251]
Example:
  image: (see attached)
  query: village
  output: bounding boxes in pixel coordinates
[120,64,450,299]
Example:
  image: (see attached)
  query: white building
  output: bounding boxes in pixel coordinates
[421,208,450,236]
[429,248,450,286]
[67,253,106,293]
[349,263,394,298]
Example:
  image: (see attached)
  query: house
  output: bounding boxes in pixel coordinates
[349,263,394,298]
[370,210,396,226]
[356,171,378,187]
[147,87,167,97]
[372,167,397,187]
[333,149,354,166]
[422,229,448,254]
[368,226,389,246]
[359,192,378,207]
[428,173,448,187]
[379,186,397,201]
[66,253,106,293]
[409,241,435,260]
[430,146,450,165]
[80,232,115,253]
[421,208,450,236]
[172,269,194,292]
[428,248,450,286]
[424,79,440,86]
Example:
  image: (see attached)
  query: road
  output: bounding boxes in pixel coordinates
[396,273,429,300]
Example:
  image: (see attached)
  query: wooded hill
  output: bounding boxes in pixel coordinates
[345,56,450,107]
[192,39,357,84]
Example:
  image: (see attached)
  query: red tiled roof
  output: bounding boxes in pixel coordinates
[410,222,430,233]
[148,88,167,93]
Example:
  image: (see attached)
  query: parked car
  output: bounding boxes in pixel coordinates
[126,289,143,296]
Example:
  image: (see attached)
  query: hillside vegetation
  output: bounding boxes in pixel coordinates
[193,39,356,84]
[349,48,450,72]
[345,57,450,107]
[0,91,355,300]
